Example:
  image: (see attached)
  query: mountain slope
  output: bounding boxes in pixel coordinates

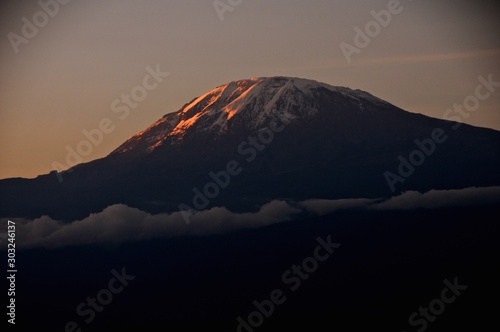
[1,76,499,220]
[110,77,390,156]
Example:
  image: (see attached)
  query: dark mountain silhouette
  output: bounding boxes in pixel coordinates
[1,76,499,220]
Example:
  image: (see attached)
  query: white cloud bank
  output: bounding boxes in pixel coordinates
[1,187,499,249]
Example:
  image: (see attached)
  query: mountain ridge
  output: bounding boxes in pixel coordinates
[110,76,393,156]
[1,76,499,221]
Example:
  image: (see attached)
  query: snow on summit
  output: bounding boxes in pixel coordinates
[112,77,388,155]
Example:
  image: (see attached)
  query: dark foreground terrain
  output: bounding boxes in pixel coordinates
[8,204,500,331]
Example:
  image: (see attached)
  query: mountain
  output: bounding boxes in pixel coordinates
[1,76,499,220]
[109,77,388,157]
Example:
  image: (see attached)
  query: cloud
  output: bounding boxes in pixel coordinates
[328,49,500,68]
[1,200,300,249]
[1,187,498,249]
[372,186,500,210]
[297,186,500,216]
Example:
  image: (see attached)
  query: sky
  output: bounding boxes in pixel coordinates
[0,0,499,179]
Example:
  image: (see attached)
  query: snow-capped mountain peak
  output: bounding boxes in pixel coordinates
[111,76,388,155]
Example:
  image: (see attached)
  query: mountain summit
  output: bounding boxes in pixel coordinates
[112,77,388,156]
[1,77,499,220]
